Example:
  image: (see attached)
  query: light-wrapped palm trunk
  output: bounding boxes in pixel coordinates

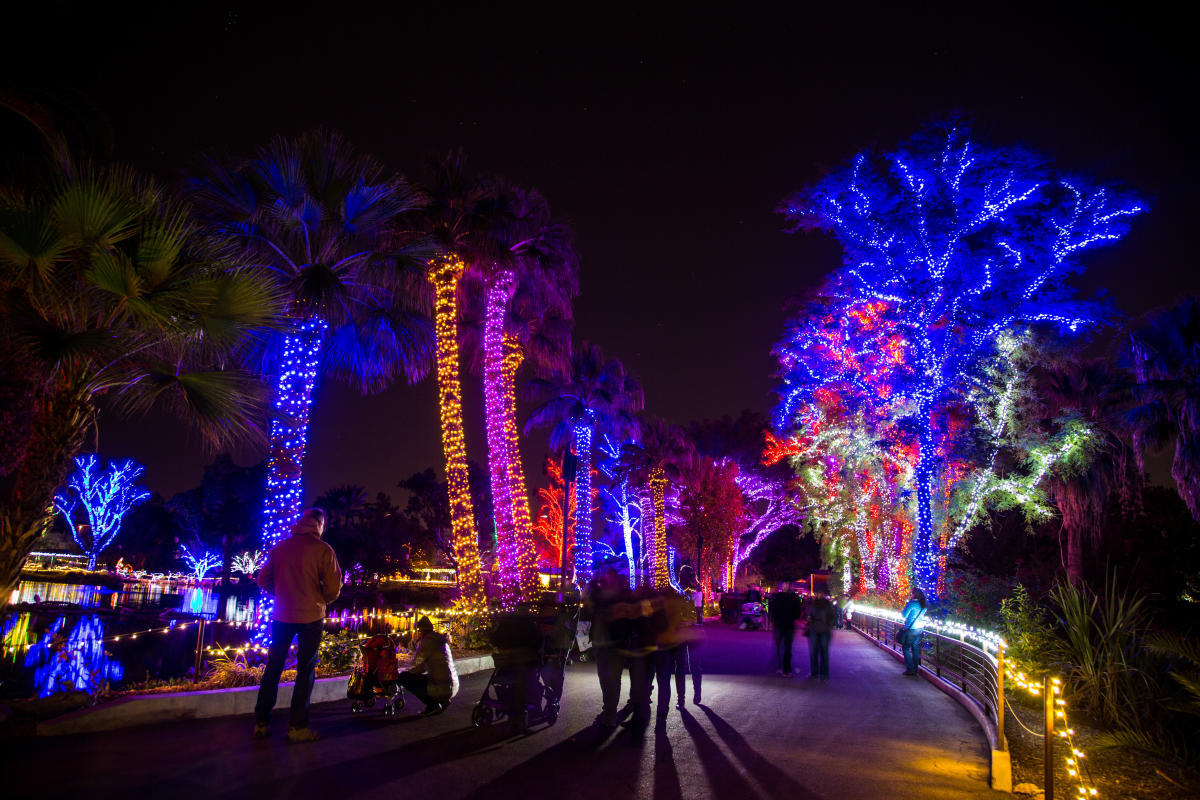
[572,411,596,586]
[429,257,486,609]
[502,335,539,600]
[254,314,327,635]
[482,269,518,604]
[650,467,669,588]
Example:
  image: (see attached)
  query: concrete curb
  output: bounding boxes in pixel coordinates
[852,626,1011,793]
[36,655,494,737]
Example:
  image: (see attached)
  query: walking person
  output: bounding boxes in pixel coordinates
[253,507,343,742]
[583,568,624,728]
[899,588,928,676]
[806,586,838,681]
[768,581,803,677]
[654,588,698,725]
[615,583,663,743]
[398,615,460,714]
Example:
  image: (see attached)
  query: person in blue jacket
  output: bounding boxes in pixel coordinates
[899,588,928,676]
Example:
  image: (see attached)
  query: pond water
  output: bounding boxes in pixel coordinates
[3,580,263,698]
[11,579,261,623]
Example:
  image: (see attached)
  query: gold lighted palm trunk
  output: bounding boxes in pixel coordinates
[651,467,669,588]
[428,256,486,608]
[502,335,540,600]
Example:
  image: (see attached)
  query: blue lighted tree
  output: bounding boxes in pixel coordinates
[54,455,150,571]
[190,131,433,561]
[777,124,1143,596]
[526,343,644,586]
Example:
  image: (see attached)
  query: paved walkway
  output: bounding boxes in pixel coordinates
[6,625,1004,800]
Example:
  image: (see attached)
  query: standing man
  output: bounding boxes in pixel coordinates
[768,581,802,677]
[806,586,838,681]
[583,568,624,728]
[254,507,342,742]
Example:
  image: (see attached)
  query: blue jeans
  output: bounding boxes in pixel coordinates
[254,620,323,728]
[902,629,924,673]
[808,631,831,678]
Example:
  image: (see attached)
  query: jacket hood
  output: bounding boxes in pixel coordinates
[291,513,323,538]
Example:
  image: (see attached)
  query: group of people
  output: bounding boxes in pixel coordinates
[582,568,703,742]
[252,507,458,743]
[764,583,839,679]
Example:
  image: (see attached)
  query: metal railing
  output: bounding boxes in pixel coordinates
[850,605,1005,752]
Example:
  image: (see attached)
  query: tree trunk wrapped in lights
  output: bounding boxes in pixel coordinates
[650,467,669,588]
[482,270,518,604]
[429,256,485,609]
[502,335,539,601]
[261,314,328,551]
[572,411,596,586]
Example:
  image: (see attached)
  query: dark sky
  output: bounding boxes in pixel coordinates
[7,4,1195,502]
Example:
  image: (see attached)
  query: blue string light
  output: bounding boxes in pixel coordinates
[776,125,1143,599]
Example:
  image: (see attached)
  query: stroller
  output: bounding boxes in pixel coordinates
[471,608,573,729]
[347,634,406,716]
[739,601,765,630]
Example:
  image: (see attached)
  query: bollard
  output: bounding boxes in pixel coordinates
[1044,674,1054,800]
[997,643,1006,749]
[192,618,206,684]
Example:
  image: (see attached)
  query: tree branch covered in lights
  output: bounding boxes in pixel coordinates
[179,542,222,579]
[732,463,806,575]
[777,123,1143,597]
[54,455,150,571]
[232,550,266,574]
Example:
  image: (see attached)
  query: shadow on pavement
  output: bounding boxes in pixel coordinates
[693,705,828,800]
[463,724,644,799]
[216,724,515,799]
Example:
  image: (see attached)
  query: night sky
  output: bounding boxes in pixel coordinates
[6,4,1195,502]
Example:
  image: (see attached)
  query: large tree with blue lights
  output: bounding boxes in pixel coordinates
[54,454,150,571]
[776,124,1143,597]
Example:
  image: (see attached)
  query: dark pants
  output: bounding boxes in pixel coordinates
[902,630,924,674]
[654,646,685,714]
[695,605,704,625]
[397,671,437,707]
[775,624,796,673]
[254,620,322,728]
[808,630,831,678]
[594,645,623,724]
[625,652,652,728]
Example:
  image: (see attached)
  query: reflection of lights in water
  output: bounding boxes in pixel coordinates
[14,580,258,620]
[24,615,123,698]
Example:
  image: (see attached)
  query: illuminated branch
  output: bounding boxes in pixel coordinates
[55,454,150,571]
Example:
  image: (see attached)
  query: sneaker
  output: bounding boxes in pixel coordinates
[693,693,701,705]
[902,670,917,676]
[420,701,448,717]
[252,723,269,740]
[776,669,784,675]
[784,671,795,679]
[285,726,319,743]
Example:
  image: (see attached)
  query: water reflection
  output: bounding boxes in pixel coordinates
[23,615,124,698]
[14,580,259,623]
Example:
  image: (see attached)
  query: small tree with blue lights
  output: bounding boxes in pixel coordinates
[54,454,150,571]
[777,124,1143,598]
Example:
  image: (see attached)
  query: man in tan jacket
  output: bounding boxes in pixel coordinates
[253,507,342,742]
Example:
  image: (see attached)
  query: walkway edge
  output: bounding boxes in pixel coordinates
[35,654,494,737]
[852,627,1012,793]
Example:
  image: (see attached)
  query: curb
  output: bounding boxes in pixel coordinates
[36,654,494,737]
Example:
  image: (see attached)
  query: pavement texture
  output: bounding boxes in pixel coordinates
[5,624,1006,800]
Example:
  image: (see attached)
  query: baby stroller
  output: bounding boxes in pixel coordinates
[739,601,765,630]
[347,634,406,716]
[471,609,573,730]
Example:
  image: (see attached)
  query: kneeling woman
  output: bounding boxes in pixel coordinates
[399,616,460,714]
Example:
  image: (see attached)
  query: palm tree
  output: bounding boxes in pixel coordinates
[526,343,644,587]
[1128,297,1200,521]
[1039,359,1139,584]
[411,150,496,608]
[470,181,578,602]
[0,165,278,606]
[618,418,692,588]
[189,130,433,563]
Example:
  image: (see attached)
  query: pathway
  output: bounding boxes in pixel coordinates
[6,624,1004,800]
